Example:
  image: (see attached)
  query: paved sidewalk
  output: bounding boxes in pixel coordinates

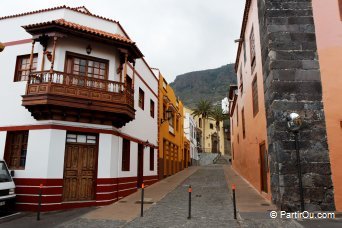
[223,165,276,219]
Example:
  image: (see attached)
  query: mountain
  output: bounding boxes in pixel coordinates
[170,64,237,108]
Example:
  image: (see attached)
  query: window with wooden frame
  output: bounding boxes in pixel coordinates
[239,68,243,95]
[242,108,246,139]
[236,104,239,126]
[65,52,108,79]
[243,41,247,65]
[150,99,155,118]
[176,117,179,131]
[138,88,145,110]
[14,54,38,82]
[231,118,234,134]
[169,113,174,128]
[4,131,29,169]
[66,133,97,144]
[339,0,342,20]
[199,118,202,128]
[163,104,167,120]
[150,147,154,171]
[252,75,259,117]
[232,143,234,160]
[250,26,256,72]
[122,139,130,171]
[210,123,214,129]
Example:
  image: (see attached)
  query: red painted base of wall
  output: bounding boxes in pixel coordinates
[14,175,159,211]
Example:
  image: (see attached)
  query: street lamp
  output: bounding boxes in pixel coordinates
[286,112,304,211]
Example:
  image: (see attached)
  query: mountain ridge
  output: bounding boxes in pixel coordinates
[170,63,237,108]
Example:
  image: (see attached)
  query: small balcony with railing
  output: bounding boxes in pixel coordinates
[21,19,143,128]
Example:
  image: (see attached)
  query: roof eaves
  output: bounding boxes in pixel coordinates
[234,0,251,73]
[0,5,119,25]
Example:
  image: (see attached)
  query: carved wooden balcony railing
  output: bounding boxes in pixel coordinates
[22,71,135,127]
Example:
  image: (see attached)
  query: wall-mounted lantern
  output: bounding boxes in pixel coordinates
[287,112,302,132]
[161,109,173,124]
[143,140,150,148]
[45,51,52,62]
[86,45,92,55]
[286,112,304,211]
[0,42,5,52]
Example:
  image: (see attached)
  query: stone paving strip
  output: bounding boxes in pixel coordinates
[223,165,277,214]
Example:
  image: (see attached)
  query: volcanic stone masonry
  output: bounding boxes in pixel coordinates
[257,0,335,211]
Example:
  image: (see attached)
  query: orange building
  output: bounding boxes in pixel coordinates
[230,0,341,211]
[153,69,188,179]
[312,0,342,212]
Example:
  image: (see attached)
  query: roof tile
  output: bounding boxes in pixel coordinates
[23,19,133,44]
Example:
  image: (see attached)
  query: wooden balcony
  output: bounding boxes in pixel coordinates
[22,71,135,128]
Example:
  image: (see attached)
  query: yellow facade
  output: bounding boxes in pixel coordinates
[184,106,225,154]
[157,72,187,179]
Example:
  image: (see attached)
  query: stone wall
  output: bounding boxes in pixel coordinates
[257,0,335,211]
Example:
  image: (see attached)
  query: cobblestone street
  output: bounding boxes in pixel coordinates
[124,165,239,227]
[59,165,305,228]
[2,164,340,227]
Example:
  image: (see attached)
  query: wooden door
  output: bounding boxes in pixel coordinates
[260,143,268,193]
[211,133,218,153]
[63,143,97,201]
[137,144,144,188]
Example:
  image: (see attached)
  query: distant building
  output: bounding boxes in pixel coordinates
[221,97,229,115]
[187,108,225,155]
[183,106,199,165]
[0,6,158,211]
[153,69,188,179]
[230,0,341,211]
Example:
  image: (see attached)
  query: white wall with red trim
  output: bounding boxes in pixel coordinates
[0,7,158,177]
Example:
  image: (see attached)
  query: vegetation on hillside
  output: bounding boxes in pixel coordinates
[170,64,237,108]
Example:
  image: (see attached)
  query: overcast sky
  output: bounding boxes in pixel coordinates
[1,0,245,82]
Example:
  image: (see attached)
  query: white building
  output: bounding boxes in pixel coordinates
[222,97,229,115]
[0,6,158,211]
[183,107,198,164]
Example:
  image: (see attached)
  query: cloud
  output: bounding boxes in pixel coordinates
[0,0,245,82]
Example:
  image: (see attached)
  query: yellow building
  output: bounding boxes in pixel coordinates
[154,69,188,179]
[185,106,225,154]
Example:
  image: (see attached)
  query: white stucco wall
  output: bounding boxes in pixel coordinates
[98,133,114,179]
[0,132,7,159]
[16,130,50,178]
[0,8,122,42]
[122,60,158,146]
[47,130,66,178]
[0,7,158,180]
[184,112,198,160]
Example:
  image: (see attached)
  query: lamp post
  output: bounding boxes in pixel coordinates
[286,112,304,211]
